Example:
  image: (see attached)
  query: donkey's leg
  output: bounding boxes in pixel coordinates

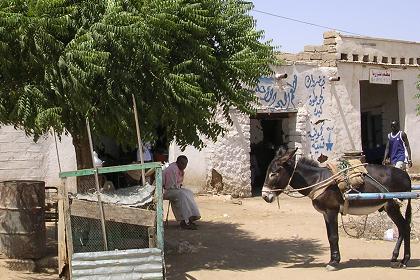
[323,210,340,270]
[384,200,410,267]
[401,199,411,267]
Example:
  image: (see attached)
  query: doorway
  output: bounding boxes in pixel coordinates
[360,80,399,164]
[250,113,290,196]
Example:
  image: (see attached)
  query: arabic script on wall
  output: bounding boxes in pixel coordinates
[255,75,298,111]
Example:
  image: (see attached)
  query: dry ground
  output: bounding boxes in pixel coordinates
[2,194,419,280]
[165,195,420,280]
[0,223,58,280]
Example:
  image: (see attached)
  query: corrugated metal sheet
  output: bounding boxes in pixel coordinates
[72,248,163,280]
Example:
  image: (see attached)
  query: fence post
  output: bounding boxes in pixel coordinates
[132,94,146,184]
[86,118,108,250]
[155,166,164,251]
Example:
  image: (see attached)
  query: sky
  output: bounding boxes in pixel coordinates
[250,0,420,53]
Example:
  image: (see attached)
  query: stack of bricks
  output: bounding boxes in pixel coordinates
[277,31,339,67]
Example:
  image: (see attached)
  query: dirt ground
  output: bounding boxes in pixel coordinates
[2,194,419,280]
[0,267,57,280]
[165,195,420,280]
[0,223,58,280]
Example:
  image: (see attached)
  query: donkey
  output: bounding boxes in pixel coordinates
[261,148,412,270]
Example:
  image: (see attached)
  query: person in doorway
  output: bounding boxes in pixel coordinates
[163,155,201,230]
[382,120,412,171]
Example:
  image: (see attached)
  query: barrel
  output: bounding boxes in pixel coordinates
[0,180,46,259]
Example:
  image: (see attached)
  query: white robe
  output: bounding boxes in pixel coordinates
[163,162,200,221]
[163,188,200,221]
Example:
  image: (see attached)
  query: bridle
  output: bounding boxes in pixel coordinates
[261,157,299,195]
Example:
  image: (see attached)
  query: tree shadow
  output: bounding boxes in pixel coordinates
[286,258,420,270]
[164,220,325,280]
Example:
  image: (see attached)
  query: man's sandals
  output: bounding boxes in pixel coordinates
[180,220,198,230]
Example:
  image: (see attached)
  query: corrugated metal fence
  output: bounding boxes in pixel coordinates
[72,248,163,280]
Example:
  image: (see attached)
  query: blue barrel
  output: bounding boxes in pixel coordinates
[0,180,46,259]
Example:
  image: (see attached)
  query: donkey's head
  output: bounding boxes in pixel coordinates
[262,147,298,203]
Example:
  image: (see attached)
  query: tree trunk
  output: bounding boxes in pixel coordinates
[72,132,95,193]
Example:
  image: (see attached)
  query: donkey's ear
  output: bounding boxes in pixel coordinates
[275,146,287,157]
[286,147,298,161]
[279,147,298,162]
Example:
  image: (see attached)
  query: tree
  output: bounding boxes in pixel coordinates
[0,0,276,169]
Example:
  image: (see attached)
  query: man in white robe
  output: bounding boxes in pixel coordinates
[163,155,201,230]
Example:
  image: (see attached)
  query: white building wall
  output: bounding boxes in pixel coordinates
[169,110,251,197]
[172,64,348,196]
[173,60,420,195]
[0,126,77,188]
[204,110,251,197]
[168,33,420,196]
[266,64,345,161]
[337,62,420,172]
[168,141,208,193]
[338,35,420,63]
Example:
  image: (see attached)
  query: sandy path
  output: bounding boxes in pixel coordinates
[165,195,420,280]
[3,194,419,279]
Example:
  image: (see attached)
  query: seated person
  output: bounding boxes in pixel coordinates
[163,155,201,230]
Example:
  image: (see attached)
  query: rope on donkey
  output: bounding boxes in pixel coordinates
[286,163,368,194]
[262,163,368,194]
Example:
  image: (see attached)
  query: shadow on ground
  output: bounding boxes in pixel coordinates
[165,220,325,280]
[286,258,420,270]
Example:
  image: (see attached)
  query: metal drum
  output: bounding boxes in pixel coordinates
[0,180,46,259]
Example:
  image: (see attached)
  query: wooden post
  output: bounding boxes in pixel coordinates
[148,227,156,248]
[132,94,146,184]
[61,178,73,279]
[86,118,108,250]
[155,167,164,251]
[58,186,67,277]
[53,129,62,173]
[54,130,68,276]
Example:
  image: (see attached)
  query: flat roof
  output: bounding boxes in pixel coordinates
[340,33,420,46]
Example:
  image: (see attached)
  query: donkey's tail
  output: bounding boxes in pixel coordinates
[405,198,412,224]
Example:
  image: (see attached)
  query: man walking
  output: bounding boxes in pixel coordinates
[383,120,412,170]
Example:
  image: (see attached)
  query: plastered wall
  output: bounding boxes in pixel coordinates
[175,60,419,196]
[0,126,77,189]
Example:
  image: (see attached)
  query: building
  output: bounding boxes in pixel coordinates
[174,31,420,197]
[0,127,76,189]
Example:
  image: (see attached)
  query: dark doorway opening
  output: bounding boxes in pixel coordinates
[360,80,399,164]
[250,113,289,196]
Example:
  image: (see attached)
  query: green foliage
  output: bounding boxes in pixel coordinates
[0,0,275,150]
